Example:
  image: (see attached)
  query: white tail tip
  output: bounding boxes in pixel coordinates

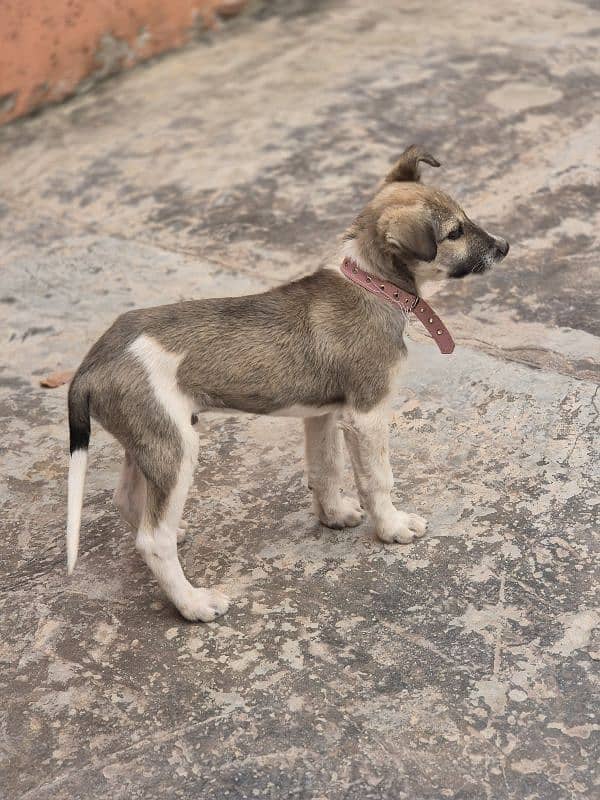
[67,449,88,575]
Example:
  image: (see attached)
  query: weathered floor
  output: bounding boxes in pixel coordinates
[1,1,599,798]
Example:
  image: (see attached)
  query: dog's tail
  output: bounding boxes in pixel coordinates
[66,375,91,575]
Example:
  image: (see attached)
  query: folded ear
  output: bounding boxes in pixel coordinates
[385,145,441,183]
[379,208,438,262]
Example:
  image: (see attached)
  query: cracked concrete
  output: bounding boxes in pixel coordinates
[0,1,598,798]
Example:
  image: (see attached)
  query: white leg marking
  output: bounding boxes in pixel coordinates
[129,335,229,622]
[114,451,190,541]
[304,413,363,529]
[176,518,189,544]
[135,441,229,622]
[341,403,427,544]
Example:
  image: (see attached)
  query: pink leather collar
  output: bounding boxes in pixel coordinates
[341,257,455,354]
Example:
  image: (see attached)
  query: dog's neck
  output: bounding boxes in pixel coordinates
[340,237,446,300]
[340,238,416,294]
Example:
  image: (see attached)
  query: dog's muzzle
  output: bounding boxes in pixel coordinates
[493,237,510,259]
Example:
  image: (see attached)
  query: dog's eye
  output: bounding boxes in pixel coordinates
[446,224,463,241]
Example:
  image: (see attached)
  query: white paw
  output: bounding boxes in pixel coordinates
[377,511,428,544]
[176,588,230,623]
[318,495,364,529]
[176,519,189,543]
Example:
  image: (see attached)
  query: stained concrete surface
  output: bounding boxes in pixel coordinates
[1,1,599,798]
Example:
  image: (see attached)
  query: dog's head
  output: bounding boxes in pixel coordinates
[345,145,509,290]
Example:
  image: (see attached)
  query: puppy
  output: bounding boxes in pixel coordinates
[66,145,509,622]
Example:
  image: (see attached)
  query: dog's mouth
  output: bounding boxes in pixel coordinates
[449,260,494,279]
[449,238,510,279]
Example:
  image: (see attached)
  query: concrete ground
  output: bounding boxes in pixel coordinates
[1,1,598,798]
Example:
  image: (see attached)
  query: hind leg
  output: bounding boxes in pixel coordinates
[134,431,229,622]
[115,450,188,542]
[114,450,146,530]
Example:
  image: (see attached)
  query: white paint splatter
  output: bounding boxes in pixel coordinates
[551,610,599,656]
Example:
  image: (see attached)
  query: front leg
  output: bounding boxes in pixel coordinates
[304,413,364,529]
[341,404,427,543]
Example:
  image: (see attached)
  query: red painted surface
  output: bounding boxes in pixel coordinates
[0,0,247,125]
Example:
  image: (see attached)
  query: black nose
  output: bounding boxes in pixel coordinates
[494,237,510,258]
